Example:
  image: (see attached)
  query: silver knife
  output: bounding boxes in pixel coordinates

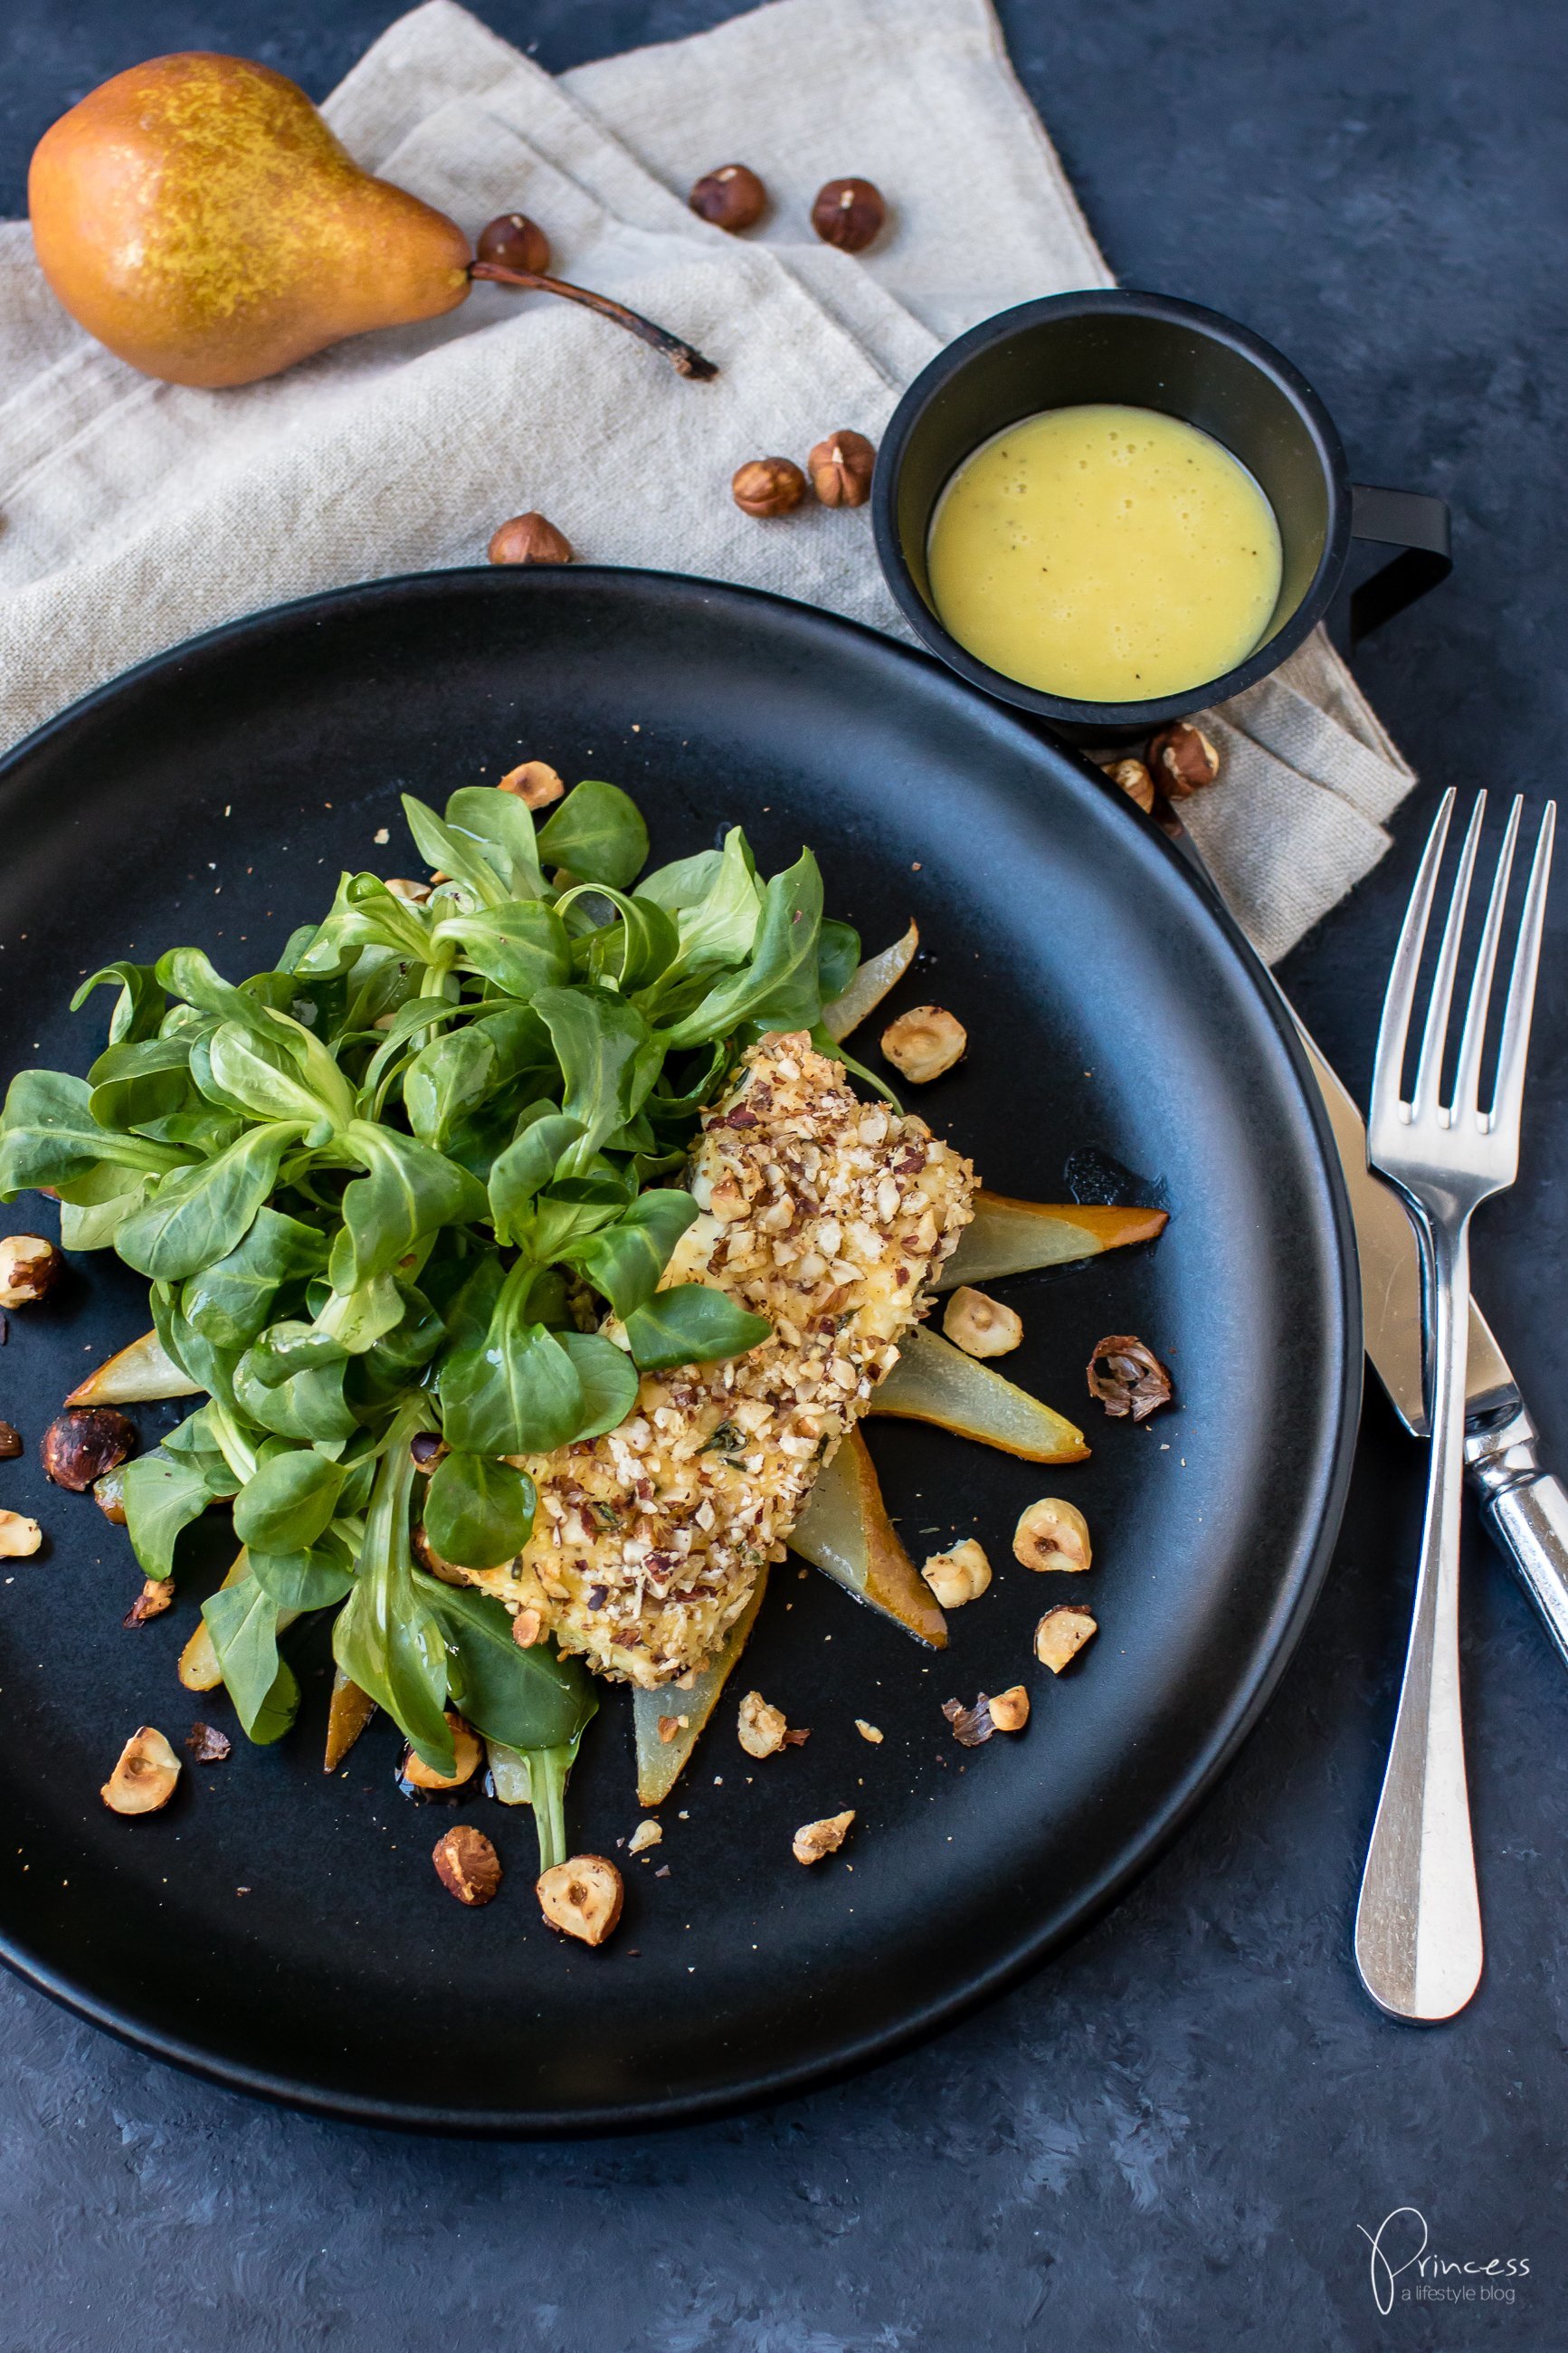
[1161,815,1568,1662]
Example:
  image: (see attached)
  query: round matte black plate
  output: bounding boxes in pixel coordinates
[0,568,1357,2134]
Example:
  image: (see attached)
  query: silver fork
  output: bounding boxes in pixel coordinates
[1355,787,1555,2021]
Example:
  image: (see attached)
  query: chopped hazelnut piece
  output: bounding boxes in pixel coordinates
[432,1823,502,1907]
[921,1537,992,1608]
[879,1004,966,1083]
[942,1285,1022,1358]
[0,1234,63,1308]
[101,1726,180,1815]
[0,1420,22,1460]
[987,1685,1031,1733]
[1088,1334,1174,1422]
[0,1508,42,1558]
[1012,1497,1091,1574]
[628,1819,663,1855]
[511,1606,545,1648]
[854,1719,884,1744]
[792,1810,855,1865]
[942,1694,994,1747]
[123,1577,175,1627]
[1146,720,1221,798]
[498,759,565,811]
[737,1687,790,1758]
[537,1853,623,1945]
[1034,1605,1098,1673]
[185,1721,232,1763]
[402,1711,482,1790]
[1100,757,1156,814]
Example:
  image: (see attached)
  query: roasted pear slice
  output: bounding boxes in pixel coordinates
[66,1328,202,1405]
[324,1668,376,1770]
[822,919,918,1043]
[869,1326,1089,1462]
[632,1571,771,1807]
[935,1192,1167,1292]
[790,1427,947,1647]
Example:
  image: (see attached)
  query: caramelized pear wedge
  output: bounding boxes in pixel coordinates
[934,1193,1167,1292]
[632,1570,771,1807]
[821,919,919,1043]
[177,1552,247,1692]
[324,1668,376,1771]
[869,1327,1089,1463]
[790,1427,947,1647]
[66,1328,202,1405]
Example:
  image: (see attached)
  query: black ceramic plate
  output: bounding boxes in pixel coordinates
[0,569,1357,2134]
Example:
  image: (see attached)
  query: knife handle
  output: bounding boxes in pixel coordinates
[1467,1403,1568,1667]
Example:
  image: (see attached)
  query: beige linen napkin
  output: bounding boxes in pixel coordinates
[0,0,1412,965]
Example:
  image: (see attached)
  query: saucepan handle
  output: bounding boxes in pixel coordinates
[1347,483,1453,644]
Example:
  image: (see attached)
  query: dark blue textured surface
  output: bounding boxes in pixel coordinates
[2,3,1565,2345]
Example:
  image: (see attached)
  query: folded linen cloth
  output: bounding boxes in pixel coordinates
[0,0,1412,965]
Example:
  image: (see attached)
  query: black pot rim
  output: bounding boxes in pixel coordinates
[871,286,1354,731]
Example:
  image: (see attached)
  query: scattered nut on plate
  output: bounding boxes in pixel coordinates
[737,1688,789,1758]
[921,1536,992,1607]
[811,176,887,252]
[1087,1333,1174,1422]
[1034,1605,1098,1673]
[185,1720,232,1763]
[879,1004,966,1083]
[0,1420,22,1460]
[855,1719,884,1744]
[628,1819,663,1855]
[537,1853,623,1945]
[1146,720,1221,798]
[41,1406,136,1491]
[988,1685,1031,1732]
[942,1694,994,1747]
[402,1712,482,1790]
[688,162,767,232]
[1013,1497,1091,1574]
[101,1726,181,1815]
[487,510,574,566]
[432,1823,502,1907]
[497,760,565,810]
[0,1508,43,1558]
[731,456,807,517]
[123,1576,175,1627]
[0,1234,62,1308]
[793,1810,855,1865]
[942,1284,1022,1358]
[807,429,876,508]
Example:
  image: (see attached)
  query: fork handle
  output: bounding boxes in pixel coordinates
[1354,1214,1485,2021]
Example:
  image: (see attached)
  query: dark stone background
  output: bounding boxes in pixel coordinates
[2,3,1564,2346]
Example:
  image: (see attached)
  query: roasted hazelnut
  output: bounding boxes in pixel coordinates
[0,1509,42,1558]
[1013,1497,1091,1574]
[1146,721,1221,798]
[497,759,565,811]
[0,1234,62,1308]
[856,1719,884,1744]
[511,1605,545,1648]
[402,1711,482,1791]
[93,1464,128,1522]
[921,1537,992,1608]
[433,1822,503,1906]
[737,1688,789,1758]
[689,163,767,233]
[475,211,552,275]
[185,1720,233,1763]
[1087,1333,1174,1422]
[0,1420,22,1460]
[792,1810,855,1865]
[101,1726,180,1815]
[41,1407,136,1492]
[537,1853,623,1943]
[488,510,574,566]
[988,1685,1031,1733]
[811,176,887,252]
[628,1818,663,1855]
[880,1004,967,1083]
[123,1577,175,1628]
[1034,1604,1098,1673]
[942,1285,1022,1358]
[1101,757,1156,814]
[731,456,807,518]
[807,428,876,508]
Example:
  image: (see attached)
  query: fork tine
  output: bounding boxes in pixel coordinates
[1451,795,1523,1120]
[1373,787,1457,1117]
[1487,800,1556,1147]
[1411,792,1487,1121]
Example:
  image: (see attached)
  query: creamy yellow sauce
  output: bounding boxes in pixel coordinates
[927,403,1284,701]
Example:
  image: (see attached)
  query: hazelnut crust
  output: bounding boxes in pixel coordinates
[792,1810,855,1865]
[537,1853,623,1944]
[689,163,767,233]
[1146,721,1221,798]
[488,510,574,566]
[942,1285,1022,1359]
[41,1407,137,1491]
[432,1823,503,1906]
[0,1233,62,1309]
[1034,1605,1098,1673]
[811,176,887,252]
[101,1726,180,1815]
[402,1712,482,1790]
[732,456,807,518]
[510,1605,545,1648]
[1013,1497,1091,1575]
[474,211,551,275]
[879,1004,967,1084]
[497,760,565,811]
[808,429,876,508]
[0,1508,43,1558]
[921,1537,992,1608]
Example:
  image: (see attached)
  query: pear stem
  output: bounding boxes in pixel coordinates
[469,261,718,380]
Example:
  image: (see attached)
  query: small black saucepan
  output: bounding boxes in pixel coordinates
[871,288,1450,744]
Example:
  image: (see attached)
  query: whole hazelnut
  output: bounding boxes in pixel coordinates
[731,456,807,518]
[811,176,887,252]
[688,163,767,233]
[42,1407,136,1492]
[474,212,552,276]
[0,1234,63,1309]
[488,511,574,566]
[807,429,876,509]
[1146,721,1221,798]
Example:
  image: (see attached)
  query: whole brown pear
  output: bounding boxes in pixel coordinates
[28,53,473,388]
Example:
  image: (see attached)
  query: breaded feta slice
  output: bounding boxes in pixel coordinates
[454,1030,975,1686]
